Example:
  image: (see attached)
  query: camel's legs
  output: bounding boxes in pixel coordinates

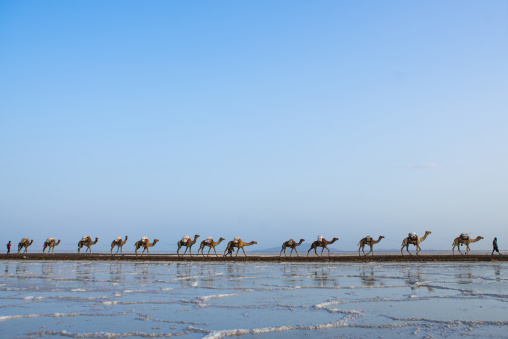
[307,246,315,257]
[213,247,218,257]
[242,247,247,257]
[236,248,240,257]
[207,247,212,256]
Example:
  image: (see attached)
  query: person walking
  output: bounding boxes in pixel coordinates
[492,237,502,255]
[6,241,11,255]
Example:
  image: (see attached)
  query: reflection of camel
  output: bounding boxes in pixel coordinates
[111,236,128,254]
[17,238,33,254]
[358,236,384,256]
[78,236,99,254]
[197,237,225,257]
[43,238,61,254]
[280,239,305,257]
[307,237,339,257]
[452,235,483,255]
[177,235,200,257]
[223,238,257,257]
[401,231,431,255]
[134,238,158,256]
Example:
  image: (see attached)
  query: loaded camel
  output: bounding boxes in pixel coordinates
[111,236,128,254]
[452,235,483,255]
[307,237,339,257]
[358,236,384,256]
[78,236,99,254]
[197,237,225,257]
[280,239,305,257]
[17,238,34,254]
[43,238,61,254]
[177,235,200,257]
[134,237,159,256]
[401,231,431,255]
[223,238,257,257]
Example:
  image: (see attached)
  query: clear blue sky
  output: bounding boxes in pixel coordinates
[1,1,507,252]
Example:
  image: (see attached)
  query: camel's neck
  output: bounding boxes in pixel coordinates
[245,241,256,246]
[328,239,337,244]
[92,239,98,244]
[373,237,383,244]
[420,233,429,242]
[471,237,482,243]
[297,239,305,245]
[216,239,224,245]
[149,241,157,247]
[29,240,33,245]
[56,240,61,245]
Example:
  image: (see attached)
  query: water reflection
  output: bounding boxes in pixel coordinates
[76,263,92,285]
[109,262,124,282]
[360,267,376,287]
[455,265,473,284]
[41,262,54,276]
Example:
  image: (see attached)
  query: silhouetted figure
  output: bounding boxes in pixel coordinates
[492,237,501,255]
[6,241,11,255]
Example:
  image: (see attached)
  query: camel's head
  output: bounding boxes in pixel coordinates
[219,237,225,241]
[332,237,339,241]
[252,241,258,245]
[125,236,128,240]
[300,239,305,242]
[380,236,385,239]
[153,239,159,244]
[425,231,431,235]
[478,236,484,240]
[194,234,200,239]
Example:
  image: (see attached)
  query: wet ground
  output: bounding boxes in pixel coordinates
[1,260,507,338]
[1,253,506,262]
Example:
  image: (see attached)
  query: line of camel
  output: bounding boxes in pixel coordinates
[13,232,486,257]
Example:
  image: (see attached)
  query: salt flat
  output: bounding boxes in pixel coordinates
[1,261,507,338]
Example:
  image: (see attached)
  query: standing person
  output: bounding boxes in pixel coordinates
[6,241,11,255]
[492,237,502,255]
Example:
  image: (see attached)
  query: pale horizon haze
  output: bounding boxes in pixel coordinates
[1,1,507,252]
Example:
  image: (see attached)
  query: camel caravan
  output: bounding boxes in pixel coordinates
[6,230,495,257]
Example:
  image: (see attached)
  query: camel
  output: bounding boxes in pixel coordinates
[223,238,257,257]
[43,238,61,254]
[452,235,483,255]
[177,235,200,257]
[197,237,225,257]
[17,238,34,254]
[401,231,431,255]
[77,236,99,254]
[111,236,128,254]
[358,236,385,256]
[307,237,339,257]
[134,238,158,256]
[280,239,305,257]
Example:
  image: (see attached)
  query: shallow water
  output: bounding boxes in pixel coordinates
[1,261,507,338]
